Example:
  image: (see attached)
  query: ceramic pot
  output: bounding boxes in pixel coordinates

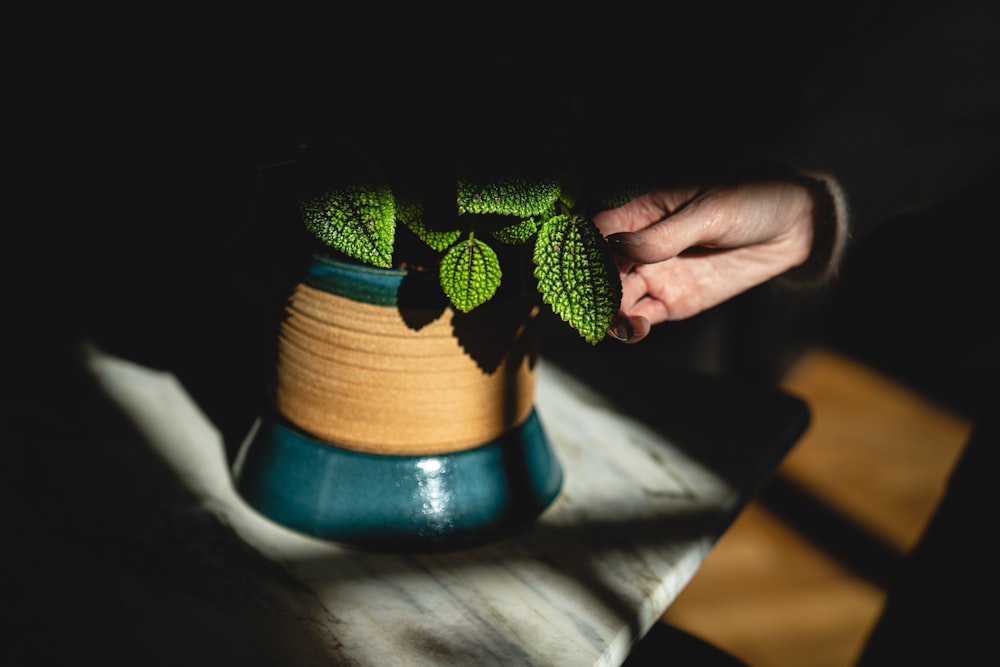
[232,253,562,551]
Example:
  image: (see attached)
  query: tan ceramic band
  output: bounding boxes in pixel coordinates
[273,283,538,455]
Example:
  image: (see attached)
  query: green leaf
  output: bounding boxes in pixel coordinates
[397,201,462,251]
[491,216,540,244]
[439,236,502,312]
[300,185,395,267]
[599,186,644,210]
[457,177,560,217]
[533,214,622,344]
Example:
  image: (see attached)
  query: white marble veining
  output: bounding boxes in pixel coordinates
[84,345,766,667]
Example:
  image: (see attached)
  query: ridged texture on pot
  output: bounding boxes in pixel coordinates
[274,283,539,455]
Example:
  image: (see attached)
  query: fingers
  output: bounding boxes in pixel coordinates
[615,235,812,326]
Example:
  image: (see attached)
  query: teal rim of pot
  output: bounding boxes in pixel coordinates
[303,253,404,306]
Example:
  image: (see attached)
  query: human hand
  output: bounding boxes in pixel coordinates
[594,180,818,343]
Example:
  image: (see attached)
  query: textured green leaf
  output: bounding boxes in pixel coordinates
[600,186,644,210]
[457,177,560,217]
[300,185,395,267]
[533,214,622,344]
[491,217,540,244]
[439,236,502,312]
[397,201,462,251]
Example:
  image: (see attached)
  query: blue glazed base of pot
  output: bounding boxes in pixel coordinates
[232,410,563,552]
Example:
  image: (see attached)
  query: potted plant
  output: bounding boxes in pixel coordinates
[223,22,645,551]
[232,146,641,546]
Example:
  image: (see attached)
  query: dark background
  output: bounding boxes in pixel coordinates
[3,3,997,665]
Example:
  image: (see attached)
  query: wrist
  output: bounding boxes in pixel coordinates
[778,171,851,287]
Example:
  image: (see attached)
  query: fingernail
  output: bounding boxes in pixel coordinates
[608,232,643,248]
[607,314,633,342]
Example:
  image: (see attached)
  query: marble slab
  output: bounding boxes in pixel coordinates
[82,343,787,667]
